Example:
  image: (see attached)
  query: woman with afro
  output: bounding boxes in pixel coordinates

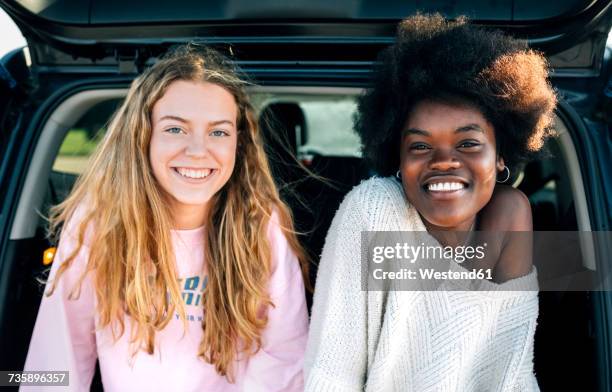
[304,13,556,391]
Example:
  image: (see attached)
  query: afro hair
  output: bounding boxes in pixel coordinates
[355,13,558,176]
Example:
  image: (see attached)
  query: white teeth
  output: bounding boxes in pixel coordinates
[427,182,465,192]
[176,168,213,179]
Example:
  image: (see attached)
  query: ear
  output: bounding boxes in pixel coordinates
[496,156,505,172]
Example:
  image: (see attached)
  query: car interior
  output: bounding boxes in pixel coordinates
[0,85,602,390]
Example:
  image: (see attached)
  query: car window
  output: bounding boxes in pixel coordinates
[53,129,100,175]
[53,99,120,175]
[298,100,361,157]
[252,93,362,158]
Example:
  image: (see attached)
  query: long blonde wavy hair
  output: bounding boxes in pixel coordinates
[47,44,309,381]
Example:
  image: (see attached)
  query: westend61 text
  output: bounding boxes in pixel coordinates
[372,268,493,281]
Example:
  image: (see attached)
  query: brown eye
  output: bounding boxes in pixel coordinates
[409,142,431,151]
[458,140,481,149]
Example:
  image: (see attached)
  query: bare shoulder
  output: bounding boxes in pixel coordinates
[479,185,532,231]
[479,186,534,281]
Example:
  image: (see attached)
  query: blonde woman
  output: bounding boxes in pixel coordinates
[23,45,309,391]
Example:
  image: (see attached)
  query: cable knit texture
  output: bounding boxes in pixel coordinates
[304,177,539,392]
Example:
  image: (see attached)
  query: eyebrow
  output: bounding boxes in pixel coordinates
[403,124,484,136]
[159,115,188,123]
[209,120,235,127]
[456,123,484,133]
[158,115,235,127]
[403,128,430,136]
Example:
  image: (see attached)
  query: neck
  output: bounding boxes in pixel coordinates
[171,203,209,230]
[421,215,476,247]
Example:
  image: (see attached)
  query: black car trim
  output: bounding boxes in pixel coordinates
[0,78,134,340]
[1,0,610,65]
[556,101,608,231]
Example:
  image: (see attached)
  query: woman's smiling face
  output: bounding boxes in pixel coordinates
[399,99,504,231]
[149,80,238,228]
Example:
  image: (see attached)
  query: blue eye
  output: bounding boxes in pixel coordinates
[210,130,229,137]
[165,127,184,134]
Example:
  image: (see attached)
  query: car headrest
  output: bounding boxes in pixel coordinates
[258,102,307,157]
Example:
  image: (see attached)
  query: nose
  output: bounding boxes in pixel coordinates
[185,133,208,158]
[428,148,461,171]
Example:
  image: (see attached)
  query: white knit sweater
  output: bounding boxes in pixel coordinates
[304,177,539,392]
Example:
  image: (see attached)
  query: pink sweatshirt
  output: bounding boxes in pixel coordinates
[23,209,309,392]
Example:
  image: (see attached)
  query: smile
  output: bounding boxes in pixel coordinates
[421,176,470,200]
[426,182,466,192]
[172,167,216,180]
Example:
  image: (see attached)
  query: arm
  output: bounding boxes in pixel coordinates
[480,187,540,388]
[478,185,534,282]
[304,191,368,392]
[21,227,98,392]
[241,215,309,392]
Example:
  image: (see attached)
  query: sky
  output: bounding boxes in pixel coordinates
[0,8,26,57]
[0,7,611,60]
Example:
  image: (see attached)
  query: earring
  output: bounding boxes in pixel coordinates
[496,166,510,183]
[396,170,402,181]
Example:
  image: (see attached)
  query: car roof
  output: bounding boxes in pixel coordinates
[2,0,606,24]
